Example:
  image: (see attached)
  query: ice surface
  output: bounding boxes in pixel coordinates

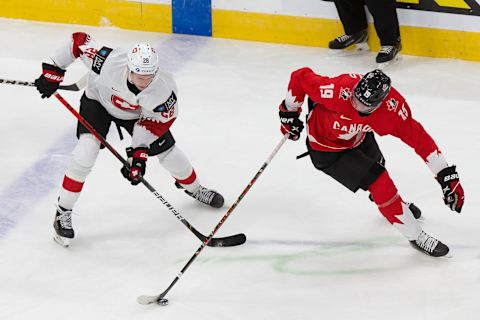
[1,18,479,320]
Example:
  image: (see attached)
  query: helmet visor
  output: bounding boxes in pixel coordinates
[352,95,380,114]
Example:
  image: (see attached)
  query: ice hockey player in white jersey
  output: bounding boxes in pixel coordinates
[34,32,225,247]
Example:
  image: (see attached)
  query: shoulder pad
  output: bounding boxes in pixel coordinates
[91,46,113,75]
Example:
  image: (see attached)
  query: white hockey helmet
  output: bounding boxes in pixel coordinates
[127,43,159,75]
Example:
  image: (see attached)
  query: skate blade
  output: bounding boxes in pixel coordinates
[53,234,71,248]
[442,251,453,259]
[329,43,370,57]
[377,54,402,69]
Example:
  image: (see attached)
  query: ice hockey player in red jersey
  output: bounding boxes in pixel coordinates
[34,32,224,247]
[278,67,464,257]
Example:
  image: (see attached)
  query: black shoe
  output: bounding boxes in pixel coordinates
[409,231,449,257]
[329,29,368,50]
[53,205,74,239]
[175,182,224,208]
[376,42,402,64]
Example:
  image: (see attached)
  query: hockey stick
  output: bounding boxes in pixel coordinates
[138,134,289,306]
[0,74,88,91]
[52,92,246,248]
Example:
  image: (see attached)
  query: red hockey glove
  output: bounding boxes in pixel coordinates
[436,165,464,213]
[279,101,304,141]
[34,63,66,98]
[121,147,149,185]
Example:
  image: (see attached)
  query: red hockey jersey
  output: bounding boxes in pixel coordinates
[284,67,443,166]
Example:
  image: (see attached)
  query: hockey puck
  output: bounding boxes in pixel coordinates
[157,298,169,306]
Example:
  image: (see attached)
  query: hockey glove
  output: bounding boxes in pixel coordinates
[436,165,464,213]
[121,147,149,185]
[34,63,66,98]
[279,101,304,141]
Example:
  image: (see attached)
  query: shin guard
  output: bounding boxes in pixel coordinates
[369,171,421,240]
[58,134,100,209]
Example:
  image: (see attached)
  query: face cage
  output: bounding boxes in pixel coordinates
[128,71,156,89]
[351,95,381,114]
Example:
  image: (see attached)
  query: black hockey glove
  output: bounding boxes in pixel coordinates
[121,147,149,185]
[279,101,304,141]
[34,63,66,98]
[436,165,464,213]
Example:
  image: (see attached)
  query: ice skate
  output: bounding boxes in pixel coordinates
[175,182,225,208]
[328,30,369,56]
[376,42,402,69]
[409,230,450,257]
[53,204,74,247]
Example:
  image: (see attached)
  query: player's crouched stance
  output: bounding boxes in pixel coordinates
[278,68,465,257]
[34,33,224,247]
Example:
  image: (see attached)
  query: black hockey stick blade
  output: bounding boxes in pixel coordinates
[173,181,246,247]
[202,232,246,247]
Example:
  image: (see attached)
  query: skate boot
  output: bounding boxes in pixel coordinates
[328,29,369,55]
[369,194,422,220]
[376,42,402,69]
[175,182,224,208]
[53,204,74,247]
[409,230,450,257]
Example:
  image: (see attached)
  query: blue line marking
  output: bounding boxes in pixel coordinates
[0,132,76,237]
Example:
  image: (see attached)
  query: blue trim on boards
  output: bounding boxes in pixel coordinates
[172,0,212,36]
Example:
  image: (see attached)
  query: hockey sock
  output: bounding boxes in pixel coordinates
[369,171,421,240]
[175,170,199,193]
[58,134,100,209]
[156,145,200,193]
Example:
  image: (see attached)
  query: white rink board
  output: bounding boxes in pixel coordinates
[213,0,480,32]
[212,0,339,18]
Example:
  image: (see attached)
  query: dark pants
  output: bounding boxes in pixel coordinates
[77,93,175,156]
[334,0,400,45]
[307,132,385,192]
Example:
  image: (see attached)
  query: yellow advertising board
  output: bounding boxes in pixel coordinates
[397,0,480,15]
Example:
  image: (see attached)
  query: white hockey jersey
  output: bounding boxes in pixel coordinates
[50,32,178,147]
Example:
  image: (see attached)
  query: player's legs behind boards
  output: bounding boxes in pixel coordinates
[156,145,224,208]
[329,29,369,56]
[54,134,101,247]
[369,171,449,257]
